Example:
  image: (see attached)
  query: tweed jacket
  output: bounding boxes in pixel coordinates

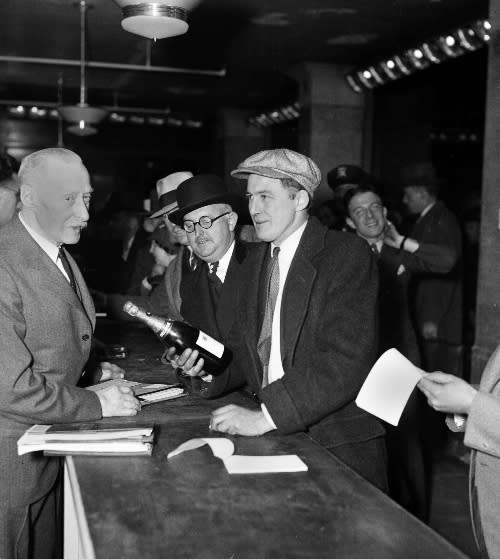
[204,218,384,449]
[409,201,463,344]
[0,216,102,508]
[462,344,500,559]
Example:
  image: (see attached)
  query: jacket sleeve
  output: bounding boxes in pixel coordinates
[465,392,500,458]
[401,242,458,274]
[0,265,102,425]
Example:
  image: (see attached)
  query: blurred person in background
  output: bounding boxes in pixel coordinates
[0,152,20,227]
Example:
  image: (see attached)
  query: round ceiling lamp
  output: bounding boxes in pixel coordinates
[113,1,199,40]
[58,1,107,135]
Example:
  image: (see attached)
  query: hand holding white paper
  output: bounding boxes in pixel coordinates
[355,348,424,426]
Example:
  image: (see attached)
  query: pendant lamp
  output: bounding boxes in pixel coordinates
[58,1,107,136]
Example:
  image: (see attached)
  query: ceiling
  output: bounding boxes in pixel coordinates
[0,0,488,120]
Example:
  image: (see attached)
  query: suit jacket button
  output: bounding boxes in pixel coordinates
[82,334,90,341]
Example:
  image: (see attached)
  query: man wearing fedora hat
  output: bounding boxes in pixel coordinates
[169,149,387,490]
[166,174,252,345]
[106,171,194,321]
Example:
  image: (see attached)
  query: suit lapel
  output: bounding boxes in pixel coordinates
[216,240,246,339]
[14,217,94,328]
[280,220,322,366]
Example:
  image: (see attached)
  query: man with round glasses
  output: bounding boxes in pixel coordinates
[168,174,252,346]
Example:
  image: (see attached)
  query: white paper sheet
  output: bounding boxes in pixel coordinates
[355,348,424,426]
[167,437,308,474]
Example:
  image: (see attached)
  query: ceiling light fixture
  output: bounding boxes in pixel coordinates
[345,17,491,92]
[113,0,199,40]
[58,1,107,136]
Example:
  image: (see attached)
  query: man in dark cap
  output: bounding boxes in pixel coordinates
[391,162,463,374]
[327,163,371,197]
[170,149,387,491]
[324,164,371,231]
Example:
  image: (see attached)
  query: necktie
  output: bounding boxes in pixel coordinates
[257,246,280,387]
[188,251,199,271]
[207,261,222,298]
[58,247,78,295]
[370,243,379,256]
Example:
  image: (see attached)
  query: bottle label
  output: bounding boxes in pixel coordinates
[196,330,224,358]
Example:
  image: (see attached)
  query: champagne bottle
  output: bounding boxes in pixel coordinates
[123,302,232,375]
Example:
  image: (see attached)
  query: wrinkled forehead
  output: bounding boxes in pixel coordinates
[246,174,284,193]
[40,158,92,194]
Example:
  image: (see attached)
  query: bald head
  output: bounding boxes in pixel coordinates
[19,148,92,245]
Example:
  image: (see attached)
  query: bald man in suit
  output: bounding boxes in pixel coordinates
[0,148,140,559]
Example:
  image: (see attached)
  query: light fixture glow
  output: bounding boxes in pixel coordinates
[113,1,198,40]
[386,60,395,69]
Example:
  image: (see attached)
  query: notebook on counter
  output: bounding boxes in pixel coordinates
[86,378,187,406]
[17,423,155,456]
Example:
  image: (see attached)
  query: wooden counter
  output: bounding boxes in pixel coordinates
[66,322,468,559]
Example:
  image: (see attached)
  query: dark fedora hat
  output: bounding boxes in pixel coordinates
[169,174,244,226]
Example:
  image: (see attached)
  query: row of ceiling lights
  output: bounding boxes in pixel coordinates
[248,102,301,128]
[346,18,491,93]
[6,105,203,130]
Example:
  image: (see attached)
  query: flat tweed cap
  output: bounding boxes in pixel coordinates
[230,148,321,197]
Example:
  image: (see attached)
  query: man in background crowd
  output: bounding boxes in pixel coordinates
[397,162,463,374]
[0,152,20,227]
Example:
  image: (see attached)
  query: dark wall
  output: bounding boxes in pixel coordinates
[372,49,486,218]
[1,114,213,213]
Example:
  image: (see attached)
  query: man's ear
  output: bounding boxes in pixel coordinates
[346,216,356,231]
[383,207,388,219]
[228,211,238,232]
[295,190,310,212]
[20,184,35,208]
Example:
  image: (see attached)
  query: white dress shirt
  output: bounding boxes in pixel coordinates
[261,220,308,428]
[209,240,235,283]
[18,212,71,284]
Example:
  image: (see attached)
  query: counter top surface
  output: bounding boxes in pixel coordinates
[71,322,467,558]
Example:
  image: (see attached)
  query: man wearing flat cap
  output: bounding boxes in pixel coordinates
[171,149,387,490]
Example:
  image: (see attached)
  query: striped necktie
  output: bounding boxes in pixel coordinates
[257,246,280,387]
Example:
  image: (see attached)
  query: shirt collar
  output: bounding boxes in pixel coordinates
[271,219,308,264]
[420,201,436,219]
[18,211,60,264]
[212,239,235,282]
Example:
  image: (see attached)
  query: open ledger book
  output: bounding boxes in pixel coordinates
[17,423,154,456]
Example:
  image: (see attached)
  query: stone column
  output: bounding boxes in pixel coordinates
[472,4,500,382]
[213,108,269,196]
[290,63,369,206]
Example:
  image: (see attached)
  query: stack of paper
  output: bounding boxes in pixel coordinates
[17,423,154,456]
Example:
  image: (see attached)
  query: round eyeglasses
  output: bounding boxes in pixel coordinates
[183,211,231,233]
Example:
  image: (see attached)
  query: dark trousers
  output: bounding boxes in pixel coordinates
[328,436,388,493]
[1,476,62,559]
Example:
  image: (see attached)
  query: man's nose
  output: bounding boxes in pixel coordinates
[75,197,90,222]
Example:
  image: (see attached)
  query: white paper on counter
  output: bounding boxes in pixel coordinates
[224,455,308,474]
[355,348,424,426]
[167,437,308,474]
